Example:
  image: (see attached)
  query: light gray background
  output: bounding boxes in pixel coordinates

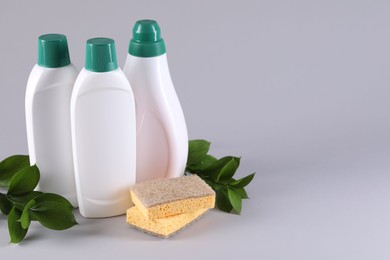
[1,0,390,259]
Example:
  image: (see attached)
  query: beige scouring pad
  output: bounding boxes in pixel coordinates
[130,174,215,220]
[126,206,209,238]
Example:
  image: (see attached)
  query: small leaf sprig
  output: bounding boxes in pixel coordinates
[185,140,255,214]
[0,155,77,243]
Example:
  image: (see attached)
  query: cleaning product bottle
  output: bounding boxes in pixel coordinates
[25,34,78,207]
[71,38,136,218]
[123,20,188,183]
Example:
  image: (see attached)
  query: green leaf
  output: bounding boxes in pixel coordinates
[187,140,210,165]
[8,191,43,211]
[20,200,36,229]
[228,188,242,214]
[217,158,239,181]
[201,156,240,179]
[0,155,29,187]
[8,207,28,243]
[33,193,73,210]
[0,193,12,215]
[186,155,217,172]
[233,187,249,199]
[7,165,40,196]
[215,186,233,213]
[8,191,43,204]
[185,140,255,215]
[199,156,229,177]
[30,200,77,230]
[199,155,218,168]
[228,173,256,188]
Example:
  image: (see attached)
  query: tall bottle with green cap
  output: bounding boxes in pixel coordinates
[71,37,136,218]
[124,20,188,183]
[25,33,78,207]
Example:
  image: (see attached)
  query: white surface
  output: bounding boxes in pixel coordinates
[25,63,78,206]
[71,68,136,218]
[1,0,390,259]
[124,53,188,182]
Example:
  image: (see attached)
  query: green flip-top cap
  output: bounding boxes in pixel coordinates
[85,37,118,72]
[128,20,166,57]
[38,34,71,68]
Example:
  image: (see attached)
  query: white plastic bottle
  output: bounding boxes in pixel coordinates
[71,38,136,218]
[25,34,78,206]
[123,20,188,183]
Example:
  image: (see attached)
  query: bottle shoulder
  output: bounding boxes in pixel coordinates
[124,53,175,90]
[26,64,78,95]
[124,53,170,76]
[29,63,78,79]
[73,68,133,98]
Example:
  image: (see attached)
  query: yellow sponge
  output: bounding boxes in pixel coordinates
[126,206,208,238]
[130,175,215,220]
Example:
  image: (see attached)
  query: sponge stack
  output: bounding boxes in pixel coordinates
[126,175,215,238]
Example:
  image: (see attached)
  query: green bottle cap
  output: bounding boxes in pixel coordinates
[85,38,118,72]
[38,34,71,68]
[128,20,166,57]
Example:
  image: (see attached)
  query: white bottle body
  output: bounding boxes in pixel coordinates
[25,64,78,206]
[123,53,188,183]
[71,68,136,218]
